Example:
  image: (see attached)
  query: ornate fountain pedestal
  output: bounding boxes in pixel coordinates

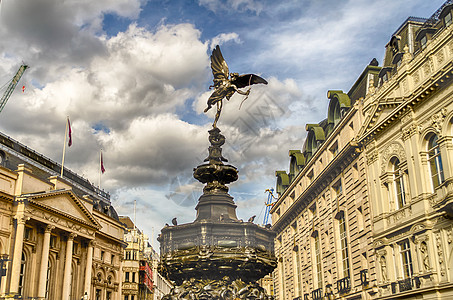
[158,128,276,299]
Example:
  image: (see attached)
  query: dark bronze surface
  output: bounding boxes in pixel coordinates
[159,90,275,298]
[205,45,268,128]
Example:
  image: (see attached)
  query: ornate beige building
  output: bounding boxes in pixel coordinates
[272,67,378,299]
[119,216,154,300]
[271,1,453,300]
[0,131,125,299]
[359,2,453,298]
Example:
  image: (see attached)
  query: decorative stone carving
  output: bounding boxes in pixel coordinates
[413,71,420,85]
[420,241,430,271]
[366,150,379,165]
[162,277,271,300]
[436,49,445,64]
[423,58,434,77]
[402,124,421,141]
[380,255,388,282]
[402,45,412,63]
[381,142,406,173]
[435,232,446,276]
[430,108,447,135]
[401,78,408,94]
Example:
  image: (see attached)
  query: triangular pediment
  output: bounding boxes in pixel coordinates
[26,190,100,228]
[359,97,405,139]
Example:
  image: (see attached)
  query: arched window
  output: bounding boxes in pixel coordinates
[427,134,444,189]
[18,252,26,296]
[391,157,406,209]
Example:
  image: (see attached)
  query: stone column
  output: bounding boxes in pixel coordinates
[9,215,29,294]
[117,256,123,300]
[62,233,76,300]
[37,225,55,298]
[84,240,95,299]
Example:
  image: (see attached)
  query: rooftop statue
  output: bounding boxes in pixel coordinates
[205,45,268,127]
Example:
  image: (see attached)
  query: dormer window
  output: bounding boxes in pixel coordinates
[421,36,427,49]
[445,12,452,26]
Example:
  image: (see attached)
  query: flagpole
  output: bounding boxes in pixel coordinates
[60,117,68,177]
[99,150,102,189]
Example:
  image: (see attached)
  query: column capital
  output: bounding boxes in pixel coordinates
[45,225,55,233]
[68,233,77,240]
[14,215,30,225]
[88,240,96,248]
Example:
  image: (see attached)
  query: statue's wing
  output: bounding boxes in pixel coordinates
[232,74,268,89]
[211,45,229,81]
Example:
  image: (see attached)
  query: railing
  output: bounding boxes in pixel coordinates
[391,282,397,294]
[360,269,369,286]
[312,288,323,300]
[398,277,413,292]
[336,277,351,294]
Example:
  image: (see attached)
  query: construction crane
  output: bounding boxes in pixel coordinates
[0,64,29,113]
[263,188,277,226]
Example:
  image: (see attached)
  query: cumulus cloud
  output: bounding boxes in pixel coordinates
[198,0,263,14]
[210,32,241,49]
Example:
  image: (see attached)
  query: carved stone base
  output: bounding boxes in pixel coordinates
[162,277,272,300]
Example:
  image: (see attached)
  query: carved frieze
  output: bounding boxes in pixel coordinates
[436,49,445,65]
[413,71,420,85]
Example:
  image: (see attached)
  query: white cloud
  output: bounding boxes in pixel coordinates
[210,32,241,49]
[198,0,263,14]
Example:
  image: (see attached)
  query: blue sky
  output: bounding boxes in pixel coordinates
[0,0,447,250]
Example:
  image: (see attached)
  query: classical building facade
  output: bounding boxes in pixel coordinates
[359,2,453,299]
[0,131,125,299]
[272,64,378,300]
[119,216,153,300]
[271,1,453,299]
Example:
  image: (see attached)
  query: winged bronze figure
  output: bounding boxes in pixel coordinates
[204,45,268,128]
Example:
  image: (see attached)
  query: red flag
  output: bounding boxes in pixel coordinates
[67,118,72,147]
[101,151,105,174]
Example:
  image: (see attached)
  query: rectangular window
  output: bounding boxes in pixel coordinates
[125,250,131,260]
[338,215,350,278]
[111,254,115,264]
[400,240,413,278]
[131,296,135,300]
[101,250,105,261]
[125,272,130,282]
[330,142,338,158]
[96,289,101,300]
[307,170,314,182]
[309,203,317,218]
[314,233,322,288]
[421,36,427,49]
[24,227,32,241]
[124,296,128,300]
[446,12,452,26]
[73,242,79,255]
[106,291,112,300]
[132,272,136,283]
[332,180,342,197]
[50,235,57,248]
